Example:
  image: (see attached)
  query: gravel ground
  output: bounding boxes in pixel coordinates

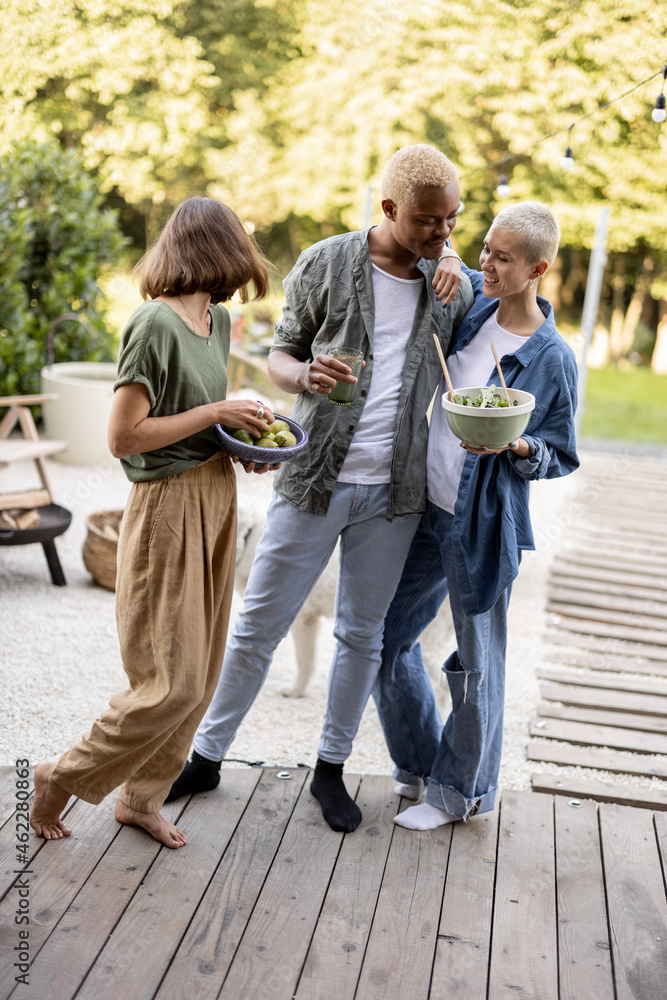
[2,445,665,800]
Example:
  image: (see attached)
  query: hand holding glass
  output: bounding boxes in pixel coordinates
[327,348,364,405]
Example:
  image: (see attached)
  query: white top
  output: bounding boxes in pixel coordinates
[427,312,527,513]
[338,264,423,484]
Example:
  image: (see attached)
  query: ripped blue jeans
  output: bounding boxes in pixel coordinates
[372,502,511,819]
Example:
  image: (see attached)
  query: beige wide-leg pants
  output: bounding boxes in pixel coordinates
[51,453,236,813]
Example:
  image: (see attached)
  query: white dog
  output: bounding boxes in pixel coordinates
[235,483,453,710]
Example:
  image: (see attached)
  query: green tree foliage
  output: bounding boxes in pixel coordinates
[0,141,127,397]
[2,0,665,357]
[3,0,663,263]
[208,0,667,263]
[0,0,301,237]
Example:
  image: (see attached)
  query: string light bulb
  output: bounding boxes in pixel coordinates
[560,125,575,169]
[496,173,511,197]
[560,146,574,169]
[652,65,667,122]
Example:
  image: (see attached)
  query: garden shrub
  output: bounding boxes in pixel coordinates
[0,140,128,399]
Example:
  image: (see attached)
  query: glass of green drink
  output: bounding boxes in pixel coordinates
[328,348,364,405]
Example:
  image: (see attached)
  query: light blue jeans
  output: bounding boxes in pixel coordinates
[372,502,511,819]
[194,484,420,764]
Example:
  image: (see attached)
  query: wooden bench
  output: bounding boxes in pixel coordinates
[0,394,70,584]
[0,394,67,510]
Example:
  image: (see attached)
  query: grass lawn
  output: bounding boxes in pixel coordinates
[579,365,667,444]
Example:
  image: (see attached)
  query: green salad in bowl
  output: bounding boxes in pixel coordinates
[453,386,519,408]
[441,384,535,449]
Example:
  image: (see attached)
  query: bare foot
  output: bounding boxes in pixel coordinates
[30,763,72,840]
[114,799,187,849]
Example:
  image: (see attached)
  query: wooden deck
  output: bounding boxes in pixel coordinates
[531,459,667,810]
[2,768,667,999]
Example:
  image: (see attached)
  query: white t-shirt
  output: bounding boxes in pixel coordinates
[427,313,527,513]
[338,264,423,484]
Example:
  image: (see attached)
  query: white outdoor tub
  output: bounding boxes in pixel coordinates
[41,362,118,466]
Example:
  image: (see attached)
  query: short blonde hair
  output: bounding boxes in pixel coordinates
[382,144,458,207]
[491,202,560,267]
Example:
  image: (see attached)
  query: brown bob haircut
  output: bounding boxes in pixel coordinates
[136,196,271,304]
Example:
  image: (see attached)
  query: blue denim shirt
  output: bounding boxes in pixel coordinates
[445,266,580,615]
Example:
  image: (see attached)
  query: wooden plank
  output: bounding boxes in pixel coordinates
[0,769,20,832]
[540,680,667,717]
[553,797,614,1000]
[555,550,667,575]
[547,618,667,650]
[600,803,667,999]
[543,634,667,672]
[564,543,667,572]
[549,603,667,638]
[294,775,397,1000]
[0,791,78,901]
[487,790,557,1000]
[537,665,667,698]
[537,701,667,736]
[529,716,667,755]
[0,395,58,406]
[532,774,667,811]
[655,812,667,898]
[217,773,359,1000]
[570,513,667,532]
[0,489,51,511]
[18,799,186,1000]
[550,571,667,604]
[591,495,667,516]
[354,800,452,999]
[576,512,667,537]
[527,742,667,780]
[569,539,667,562]
[569,528,667,554]
[430,807,499,999]
[549,549,664,592]
[156,769,304,1000]
[0,796,120,1000]
[0,440,67,462]
[549,586,667,616]
[75,770,263,1000]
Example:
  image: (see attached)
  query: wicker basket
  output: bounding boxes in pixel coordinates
[82,510,124,591]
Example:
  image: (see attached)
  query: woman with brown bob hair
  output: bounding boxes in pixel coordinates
[31,197,276,848]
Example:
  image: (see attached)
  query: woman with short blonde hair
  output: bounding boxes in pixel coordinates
[375,201,579,831]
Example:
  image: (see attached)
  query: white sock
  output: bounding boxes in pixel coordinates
[393,778,424,801]
[393,802,458,830]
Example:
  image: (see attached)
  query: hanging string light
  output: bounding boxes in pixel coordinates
[456,61,666,194]
[560,125,575,170]
[496,158,511,196]
[652,64,667,122]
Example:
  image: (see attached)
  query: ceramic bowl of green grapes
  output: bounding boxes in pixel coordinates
[441,386,535,449]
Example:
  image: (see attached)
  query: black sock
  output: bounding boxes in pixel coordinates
[165,750,222,803]
[310,758,362,833]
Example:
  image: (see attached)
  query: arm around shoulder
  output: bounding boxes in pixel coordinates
[449,272,475,328]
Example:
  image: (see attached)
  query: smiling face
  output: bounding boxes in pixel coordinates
[383,182,461,260]
[479,226,546,298]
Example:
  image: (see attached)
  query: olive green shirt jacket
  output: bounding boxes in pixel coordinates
[270,229,474,520]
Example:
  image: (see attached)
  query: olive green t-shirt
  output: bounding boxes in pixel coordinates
[114,300,231,481]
